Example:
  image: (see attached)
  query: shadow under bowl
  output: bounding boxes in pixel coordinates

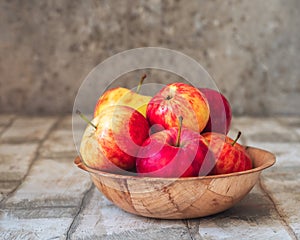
[74,146,275,219]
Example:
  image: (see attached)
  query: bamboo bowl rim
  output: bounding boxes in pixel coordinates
[74,146,276,181]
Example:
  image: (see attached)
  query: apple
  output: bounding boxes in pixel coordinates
[79,105,149,173]
[136,117,215,178]
[94,74,151,118]
[202,132,252,174]
[200,88,232,134]
[146,82,210,133]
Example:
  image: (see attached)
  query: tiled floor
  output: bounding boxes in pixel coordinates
[0,115,299,239]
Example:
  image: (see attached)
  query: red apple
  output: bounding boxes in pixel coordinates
[200,88,232,134]
[146,83,210,133]
[79,105,149,173]
[202,132,252,175]
[136,117,215,177]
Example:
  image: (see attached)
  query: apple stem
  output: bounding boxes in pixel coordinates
[175,116,183,147]
[232,131,242,146]
[76,110,97,130]
[136,73,147,94]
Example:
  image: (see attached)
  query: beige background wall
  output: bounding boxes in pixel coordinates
[0,0,299,115]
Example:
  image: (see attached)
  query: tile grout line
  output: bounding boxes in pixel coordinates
[182,219,199,240]
[0,116,63,206]
[0,115,17,139]
[0,115,19,200]
[183,220,194,240]
[66,184,94,240]
[259,178,297,240]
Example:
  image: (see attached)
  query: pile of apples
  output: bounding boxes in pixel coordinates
[79,76,252,178]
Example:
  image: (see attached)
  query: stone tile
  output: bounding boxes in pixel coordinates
[0,181,20,201]
[263,180,300,238]
[60,115,87,131]
[276,116,300,137]
[0,114,15,126]
[0,143,39,181]
[0,203,75,239]
[0,115,15,136]
[61,113,91,129]
[4,157,92,208]
[0,206,76,220]
[195,185,292,239]
[247,142,300,168]
[39,115,86,158]
[57,115,86,131]
[0,213,73,240]
[39,128,77,158]
[276,116,300,126]
[231,117,299,143]
[58,115,73,129]
[69,188,191,240]
[0,126,5,135]
[0,116,58,143]
[243,142,300,238]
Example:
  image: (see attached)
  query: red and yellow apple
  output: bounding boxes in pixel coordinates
[146,83,210,133]
[94,75,151,118]
[80,105,149,173]
[136,118,215,177]
[203,132,252,174]
[200,88,232,134]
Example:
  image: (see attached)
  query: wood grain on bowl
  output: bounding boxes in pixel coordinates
[74,147,275,219]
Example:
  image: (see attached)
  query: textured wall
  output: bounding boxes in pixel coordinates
[0,0,299,115]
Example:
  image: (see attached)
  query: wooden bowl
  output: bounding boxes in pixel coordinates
[74,146,275,219]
